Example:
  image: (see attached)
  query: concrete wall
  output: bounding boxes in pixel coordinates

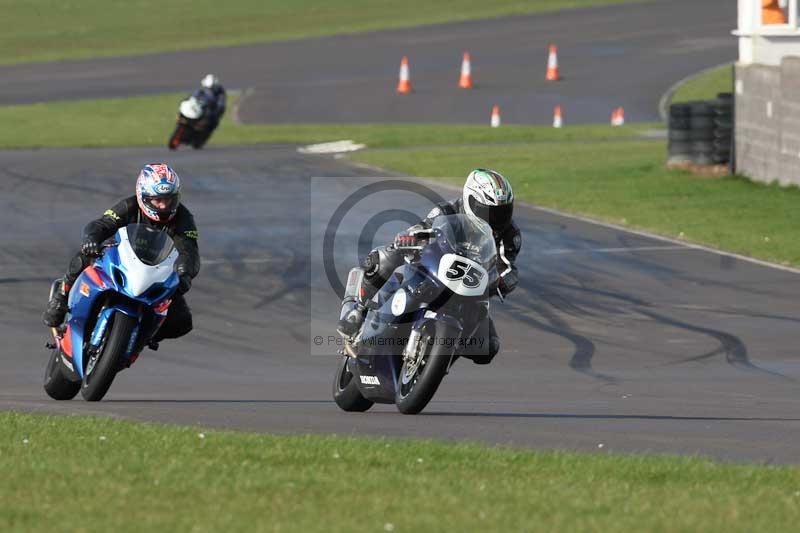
[735,57,800,184]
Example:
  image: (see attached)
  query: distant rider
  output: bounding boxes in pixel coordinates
[196,74,226,131]
[43,164,200,348]
[338,169,521,365]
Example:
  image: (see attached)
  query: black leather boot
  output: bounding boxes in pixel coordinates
[42,279,68,327]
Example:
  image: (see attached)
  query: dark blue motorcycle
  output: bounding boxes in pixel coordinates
[333,214,500,414]
[44,224,179,401]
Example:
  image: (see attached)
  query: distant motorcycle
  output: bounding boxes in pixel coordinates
[44,224,179,401]
[333,214,500,414]
[167,93,216,150]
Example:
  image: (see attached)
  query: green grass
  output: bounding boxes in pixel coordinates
[2,412,800,532]
[670,64,734,103]
[0,91,657,149]
[3,0,636,65]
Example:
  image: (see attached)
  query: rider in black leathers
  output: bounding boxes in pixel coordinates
[198,73,226,132]
[43,164,200,347]
[339,169,520,365]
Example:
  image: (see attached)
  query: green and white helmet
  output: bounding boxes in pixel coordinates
[462,168,514,231]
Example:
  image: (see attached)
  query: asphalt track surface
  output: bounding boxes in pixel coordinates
[0,0,735,123]
[2,145,800,464]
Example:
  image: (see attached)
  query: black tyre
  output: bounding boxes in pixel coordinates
[688,101,713,116]
[668,141,691,155]
[669,116,691,130]
[713,138,732,150]
[332,356,374,412]
[690,116,714,129]
[714,118,733,130]
[669,103,691,117]
[712,153,731,164]
[81,313,137,401]
[689,129,714,141]
[668,129,691,141]
[168,124,183,150]
[395,328,454,415]
[692,153,714,166]
[43,348,80,400]
[691,140,714,153]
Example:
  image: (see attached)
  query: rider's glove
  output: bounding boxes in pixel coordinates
[81,239,101,257]
[393,233,420,248]
[177,273,192,295]
[498,270,519,296]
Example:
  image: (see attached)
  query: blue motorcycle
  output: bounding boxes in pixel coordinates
[333,214,500,414]
[44,224,179,401]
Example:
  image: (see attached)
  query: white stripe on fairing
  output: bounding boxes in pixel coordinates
[542,245,691,255]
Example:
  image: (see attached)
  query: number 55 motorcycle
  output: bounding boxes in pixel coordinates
[44,224,179,401]
[332,214,500,414]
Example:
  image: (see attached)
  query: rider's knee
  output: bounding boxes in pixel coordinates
[362,245,402,291]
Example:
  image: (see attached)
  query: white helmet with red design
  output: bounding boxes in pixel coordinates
[462,168,514,231]
[136,163,181,223]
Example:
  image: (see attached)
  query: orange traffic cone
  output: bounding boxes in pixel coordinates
[611,107,625,126]
[545,44,560,81]
[459,52,473,89]
[490,105,501,128]
[553,105,563,128]
[397,56,412,94]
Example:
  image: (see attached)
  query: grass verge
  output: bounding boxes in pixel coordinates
[0,91,656,149]
[3,411,800,532]
[4,0,636,65]
[670,64,734,103]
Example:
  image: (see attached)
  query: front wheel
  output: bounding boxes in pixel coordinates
[168,124,184,150]
[43,348,80,400]
[81,313,137,401]
[332,356,373,412]
[395,330,454,415]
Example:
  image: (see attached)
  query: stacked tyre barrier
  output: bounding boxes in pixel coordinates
[667,93,734,172]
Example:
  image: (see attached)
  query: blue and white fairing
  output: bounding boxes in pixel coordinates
[65,224,179,378]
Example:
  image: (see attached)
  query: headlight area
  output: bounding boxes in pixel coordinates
[391,289,407,317]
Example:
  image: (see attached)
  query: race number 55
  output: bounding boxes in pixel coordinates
[445,259,484,288]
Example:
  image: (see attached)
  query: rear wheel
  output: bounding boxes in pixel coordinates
[81,313,137,401]
[332,356,373,412]
[43,348,80,400]
[395,331,453,415]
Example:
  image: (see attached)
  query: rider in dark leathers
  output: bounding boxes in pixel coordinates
[43,164,200,347]
[339,169,520,365]
[198,74,226,132]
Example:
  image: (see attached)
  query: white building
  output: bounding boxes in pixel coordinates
[735,0,800,183]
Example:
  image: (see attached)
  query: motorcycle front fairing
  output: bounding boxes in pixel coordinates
[64,225,179,378]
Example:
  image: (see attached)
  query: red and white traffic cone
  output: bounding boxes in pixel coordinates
[545,44,560,81]
[459,52,473,89]
[611,107,625,126]
[490,105,501,128]
[553,105,563,128]
[397,56,412,94]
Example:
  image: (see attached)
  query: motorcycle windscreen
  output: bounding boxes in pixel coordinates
[430,214,497,269]
[126,224,176,266]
